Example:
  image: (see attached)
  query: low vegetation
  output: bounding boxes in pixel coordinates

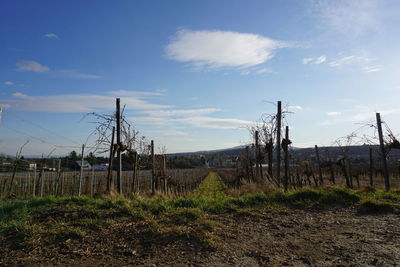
[1,172,399,252]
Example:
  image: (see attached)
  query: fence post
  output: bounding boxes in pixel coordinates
[369,147,374,187]
[78,144,85,196]
[106,126,116,193]
[151,140,155,195]
[284,126,289,191]
[276,101,282,186]
[116,98,123,195]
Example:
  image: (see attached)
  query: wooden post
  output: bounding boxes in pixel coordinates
[254,130,261,181]
[78,144,85,196]
[56,159,61,196]
[163,155,167,193]
[276,101,282,186]
[283,126,289,191]
[369,147,374,187]
[376,113,390,190]
[116,98,123,195]
[315,145,323,187]
[91,164,94,197]
[151,140,155,195]
[32,165,37,197]
[267,138,273,180]
[106,126,116,193]
[38,155,45,197]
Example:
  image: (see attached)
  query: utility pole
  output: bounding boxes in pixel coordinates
[116,98,122,195]
[376,113,390,190]
[78,144,85,196]
[276,101,282,186]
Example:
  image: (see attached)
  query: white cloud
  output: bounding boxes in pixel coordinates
[320,106,400,126]
[303,55,327,65]
[44,33,60,40]
[314,55,327,64]
[165,29,290,70]
[312,0,380,37]
[302,58,313,64]
[11,92,28,99]
[177,116,252,129]
[143,108,220,117]
[16,60,49,72]
[362,65,383,73]
[3,81,13,85]
[328,54,382,73]
[1,91,169,113]
[255,68,275,74]
[58,70,101,79]
[288,105,303,110]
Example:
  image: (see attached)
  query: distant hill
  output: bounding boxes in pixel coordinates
[167,144,400,164]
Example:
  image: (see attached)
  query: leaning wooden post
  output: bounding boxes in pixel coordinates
[376,113,390,190]
[369,147,374,187]
[283,126,289,191]
[116,98,123,195]
[151,140,155,195]
[315,145,323,187]
[106,126,116,193]
[78,144,85,196]
[276,101,282,186]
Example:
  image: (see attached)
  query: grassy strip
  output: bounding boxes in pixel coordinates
[1,172,399,248]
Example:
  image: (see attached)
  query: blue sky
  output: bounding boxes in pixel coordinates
[1,0,400,156]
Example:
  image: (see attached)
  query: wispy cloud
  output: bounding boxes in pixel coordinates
[319,106,399,126]
[16,60,49,72]
[312,0,380,37]
[143,108,220,117]
[329,54,382,73]
[303,53,382,73]
[288,105,303,110]
[362,65,383,73]
[177,116,252,129]
[303,55,326,65]
[58,70,101,79]
[3,81,13,86]
[165,29,291,71]
[1,91,169,113]
[134,115,253,130]
[44,33,60,40]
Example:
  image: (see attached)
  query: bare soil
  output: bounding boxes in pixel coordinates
[1,206,399,266]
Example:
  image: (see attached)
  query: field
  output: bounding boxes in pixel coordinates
[1,172,400,266]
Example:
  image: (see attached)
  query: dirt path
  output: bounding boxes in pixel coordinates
[1,172,400,266]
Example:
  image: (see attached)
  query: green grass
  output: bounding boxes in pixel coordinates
[1,172,399,247]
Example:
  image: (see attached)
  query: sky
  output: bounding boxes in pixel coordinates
[1,0,400,156]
